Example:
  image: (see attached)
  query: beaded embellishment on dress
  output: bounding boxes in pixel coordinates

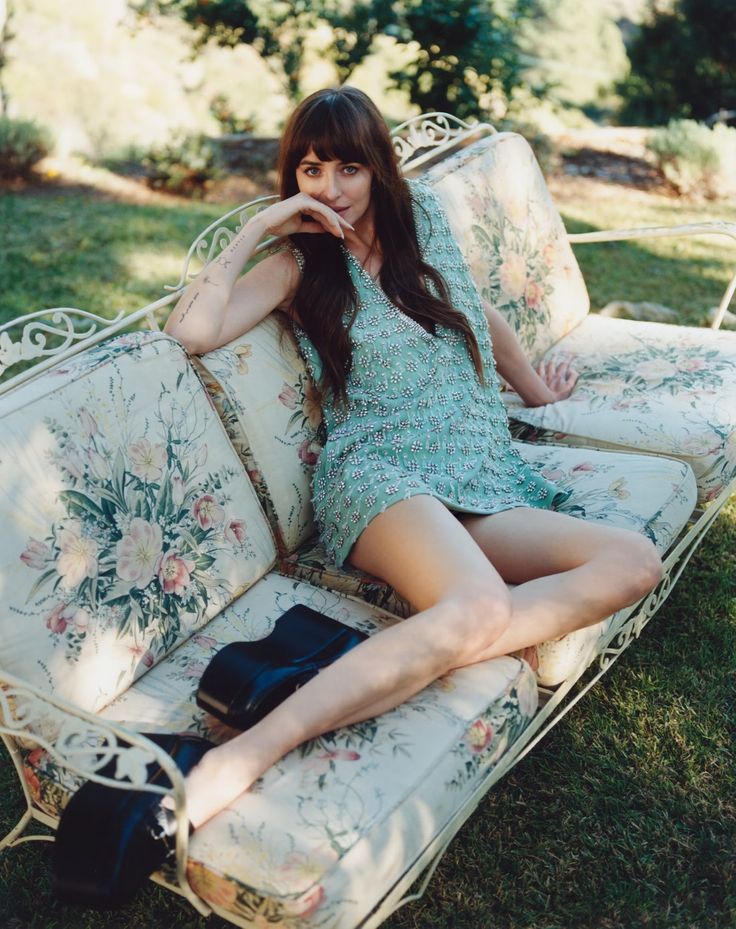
[290,180,563,568]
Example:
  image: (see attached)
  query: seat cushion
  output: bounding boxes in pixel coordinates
[195,313,322,556]
[20,571,538,928]
[280,442,696,687]
[505,315,736,503]
[0,331,276,713]
[424,132,590,363]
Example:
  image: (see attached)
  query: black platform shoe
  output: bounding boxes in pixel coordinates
[53,732,213,908]
[196,604,368,730]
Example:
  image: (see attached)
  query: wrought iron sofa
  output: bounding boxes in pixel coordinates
[1,115,734,929]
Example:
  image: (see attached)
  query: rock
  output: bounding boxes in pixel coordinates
[598,301,680,323]
[705,306,736,330]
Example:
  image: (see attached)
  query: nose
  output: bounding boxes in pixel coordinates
[320,169,341,204]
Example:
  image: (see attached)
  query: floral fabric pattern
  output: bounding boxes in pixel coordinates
[276,441,695,687]
[504,315,736,502]
[20,571,538,929]
[196,313,324,556]
[424,133,590,363]
[2,332,276,712]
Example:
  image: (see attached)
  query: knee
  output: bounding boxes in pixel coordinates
[615,534,663,601]
[438,585,513,664]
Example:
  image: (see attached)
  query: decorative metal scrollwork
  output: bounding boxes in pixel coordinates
[392,112,495,166]
[0,677,172,793]
[0,308,125,379]
[167,197,279,292]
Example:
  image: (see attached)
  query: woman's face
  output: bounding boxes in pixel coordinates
[296,149,374,230]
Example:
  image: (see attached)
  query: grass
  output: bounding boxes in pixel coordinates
[0,171,735,929]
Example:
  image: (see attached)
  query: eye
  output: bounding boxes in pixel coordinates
[343,165,360,175]
[303,166,321,177]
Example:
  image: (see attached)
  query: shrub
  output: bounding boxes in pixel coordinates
[209,94,256,136]
[142,132,222,196]
[0,117,52,179]
[648,119,736,198]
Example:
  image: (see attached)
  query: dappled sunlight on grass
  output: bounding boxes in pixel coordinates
[123,247,185,293]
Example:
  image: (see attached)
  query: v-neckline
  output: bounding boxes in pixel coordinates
[341,246,436,341]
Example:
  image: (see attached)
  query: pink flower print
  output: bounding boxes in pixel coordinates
[128,438,167,482]
[61,450,85,480]
[542,242,557,269]
[635,358,677,383]
[278,383,298,409]
[128,644,155,668]
[541,468,565,482]
[73,609,90,634]
[466,718,493,753]
[20,538,51,570]
[286,885,325,919]
[499,251,528,301]
[298,438,321,466]
[572,461,596,472]
[524,279,543,309]
[77,407,98,438]
[184,659,209,679]
[193,634,218,649]
[57,524,98,589]
[46,602,76,634]
[193,494,225,530]
[157,552,195,596]
[116,518,163,588]
[85,447,108,481]
[319,749,361,762]
[680,356,705,372]
[224,518,247,545]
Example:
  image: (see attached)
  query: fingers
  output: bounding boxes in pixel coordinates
[536,356,579,401]
[297,197,354,239]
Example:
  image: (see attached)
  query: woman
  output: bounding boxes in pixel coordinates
[55,87,663,904]
[163,83,661,817]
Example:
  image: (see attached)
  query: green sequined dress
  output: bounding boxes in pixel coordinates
[291,180,564,569]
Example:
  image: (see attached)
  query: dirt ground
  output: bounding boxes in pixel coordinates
[3,126,675,208]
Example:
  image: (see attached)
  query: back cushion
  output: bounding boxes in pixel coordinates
[0,332,276,713]
[195,314,321,555]
[424,132,590,362]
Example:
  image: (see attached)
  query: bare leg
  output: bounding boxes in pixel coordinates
[182,497,661,827]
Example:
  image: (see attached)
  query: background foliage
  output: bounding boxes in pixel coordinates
[619,0,736,124]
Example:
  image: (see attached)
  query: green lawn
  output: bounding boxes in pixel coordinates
[0,176,735,929]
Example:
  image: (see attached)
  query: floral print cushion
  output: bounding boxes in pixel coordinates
[1,332,276,713]
[423,133,590,363]
[22,571,538,928]
[518,441,696,686]
[195,313,323,557]
[505,315,736,503]
[279,442,696,688]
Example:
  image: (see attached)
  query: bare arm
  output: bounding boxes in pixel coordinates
[164,194,353,355]
[482,301,578,406]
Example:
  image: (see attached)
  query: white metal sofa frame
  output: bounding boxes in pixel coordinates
[1,113,735,927]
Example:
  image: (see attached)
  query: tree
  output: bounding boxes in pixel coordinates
[618,0,736,124]
[132,0,533,118]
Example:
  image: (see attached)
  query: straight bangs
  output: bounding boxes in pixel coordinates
[279,89,394,196]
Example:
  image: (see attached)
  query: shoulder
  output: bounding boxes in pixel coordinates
[406,178,449,246]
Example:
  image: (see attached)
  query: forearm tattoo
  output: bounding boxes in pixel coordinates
[178,290,199,323]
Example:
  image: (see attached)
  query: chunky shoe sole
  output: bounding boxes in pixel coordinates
[196,604,368,730]
[53,732,212,908]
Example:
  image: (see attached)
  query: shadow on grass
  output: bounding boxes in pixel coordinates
[0,191,229,325]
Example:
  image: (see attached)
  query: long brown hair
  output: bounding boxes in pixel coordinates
[278,86,485,408]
